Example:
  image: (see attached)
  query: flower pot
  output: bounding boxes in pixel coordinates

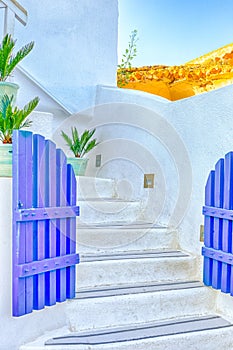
[0,82,19,105]
[67,157,88,176]
[0,144,12,177]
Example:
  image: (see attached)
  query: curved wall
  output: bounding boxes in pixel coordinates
[58,84,233,254]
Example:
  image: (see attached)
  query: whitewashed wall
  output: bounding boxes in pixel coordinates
[60,83,233,255]
[13,0,118,113]
[167,85,233,254]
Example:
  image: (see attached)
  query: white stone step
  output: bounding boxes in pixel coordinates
[77,176,116,201]
[66,281,215,332]
[77,223,177,253]
[77,198,142,225]
[20,315,233,350]
[77,250,198,289]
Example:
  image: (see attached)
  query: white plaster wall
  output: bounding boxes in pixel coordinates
[167,85,233,255]
[25,111,54,139]
[14,66,71,127]
[52,92,190,229]
[0,179,68,350]
[82,84,233,255]
[13,0,118,113]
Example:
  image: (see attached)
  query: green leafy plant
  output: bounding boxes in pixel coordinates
[0,94,39,143]
[61,127,98,158]
[117,29,138,87]
[0,33,34,81]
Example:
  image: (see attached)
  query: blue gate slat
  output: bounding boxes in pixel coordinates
[33,134,46,310]
[56,149,67,302]
[45,139,57,306]
[203,171,215,286]
[212,158,224,289]
[12,131,25,316]
[12,130,79,317]
[13,130,34,316]
[66,164,77,299]
[24,133,34,315]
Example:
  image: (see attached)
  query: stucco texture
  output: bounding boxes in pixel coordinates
[92,84,233,254]
[14,0,118,112]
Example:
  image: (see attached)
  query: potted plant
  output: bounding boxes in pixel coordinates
[61,127,98,176]
[0,94,39,177]
[0,34,34,104]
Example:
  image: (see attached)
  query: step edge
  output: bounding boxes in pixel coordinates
[44,323,233,346]
[21,314,232,348]
[74,281,205,300]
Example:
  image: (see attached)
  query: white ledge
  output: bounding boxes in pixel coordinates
[1,0,27,25]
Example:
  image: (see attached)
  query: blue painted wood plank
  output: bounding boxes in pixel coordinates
[212,158,224,290]
[56,149,67,302]
[24,132,34,314]
[15,206,79,221]
[45,140,57,306]
[16,253,79,277]
[231,230,233,296]
[66,164,77,298]
[12,130,33,316]
[203,170,215,286]
[12,130,25,316]
[202,206,233,221]
[33,134,46,309]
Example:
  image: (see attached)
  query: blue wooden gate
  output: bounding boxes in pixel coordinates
[202,152,233,295]
[12,130,79,317]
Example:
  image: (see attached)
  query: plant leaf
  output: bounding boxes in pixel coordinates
[81,139,98,158]
[0,34,34,81]
[61,127,98,157]
[7,41,34,78]
[0,94,39,142]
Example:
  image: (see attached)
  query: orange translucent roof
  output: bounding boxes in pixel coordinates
[117,43,233,101]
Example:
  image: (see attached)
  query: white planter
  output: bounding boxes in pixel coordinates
[0,144,12,177]
[0,82,19,105]
[67,157,88,176]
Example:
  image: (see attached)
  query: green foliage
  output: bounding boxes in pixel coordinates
[61,127,98,158]
[117,29,138,87]
[0,95,39,143]
[0,34,34,81]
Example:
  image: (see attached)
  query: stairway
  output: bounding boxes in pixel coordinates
[20,176,233,350]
